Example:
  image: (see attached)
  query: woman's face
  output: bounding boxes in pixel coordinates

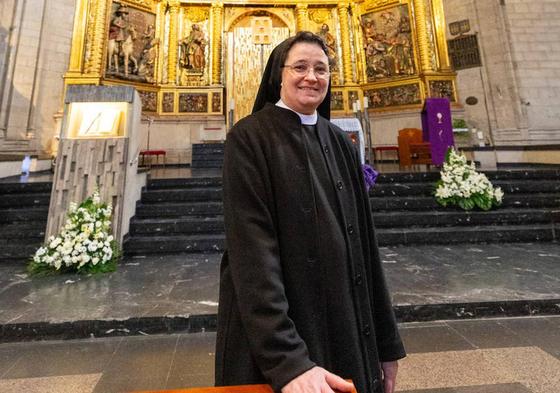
[280,42,329,115]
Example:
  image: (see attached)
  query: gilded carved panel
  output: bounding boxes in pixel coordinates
[138,90,157,112]
[179,93,208,113]
[232,26,289,121]
[179,6,210,86]
[365,83,421,109]
[212,92,222,113]
[331,91,344,111]
[361,4,416,83]
[105,2,157,83]
[162,92,174,112]
[428,80,456,102]
[308,8,341,85]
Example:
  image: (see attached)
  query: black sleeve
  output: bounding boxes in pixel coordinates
[222,126,316,391]
[346,133,407,362]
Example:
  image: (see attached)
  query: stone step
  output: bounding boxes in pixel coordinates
[376,224,558,246]
[123,223,558,255]
[359,168,560,184]
[0,182,52,194]
[130,216,224,235]
[192,145,224,153]
[369,193,560,211]
[141,187,222,203]
[373,208,560,228]
[123,234,226,255]
[0,207,49,223]
[0,243,39,263]
[129,208,559,235]
[190,160,224,168]
[134,201,223,218]
[370,180,560,197]
[0,193,50,208]
[0,222,46,239]
[147,177,222,190]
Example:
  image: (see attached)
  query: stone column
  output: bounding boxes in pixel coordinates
[295,4,308,32]
[431,0,451,71]
[412,0,432,74]
[167,0,180,85]
[211,2,224,85]
[84,0,109,75]
[337,3,353,84]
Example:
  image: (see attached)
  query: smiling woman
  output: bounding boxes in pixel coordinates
[215,31,406,393]
[279,42,330,114]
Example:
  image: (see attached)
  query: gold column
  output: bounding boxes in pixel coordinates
[413,0,432,74]
[167,0,180,85]
[431,0,451,71]
[155,1,166,84]
[295,4,308,32]
[84,0,109,76]
[67,0,89,74]
[350,2,364,84]
[337,3,353,84]
[211,2,224,85]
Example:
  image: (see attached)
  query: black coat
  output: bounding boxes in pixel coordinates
[215,104,405,393]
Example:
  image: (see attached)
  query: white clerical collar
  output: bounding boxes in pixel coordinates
[276,100,317,125]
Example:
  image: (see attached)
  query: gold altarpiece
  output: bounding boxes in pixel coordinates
[64,0,457,122]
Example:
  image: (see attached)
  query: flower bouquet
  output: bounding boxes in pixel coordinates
[28,190,120,276]
[435,148,504,211]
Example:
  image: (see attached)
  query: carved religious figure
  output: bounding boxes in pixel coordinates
[317,24,338,72]
[107,5,138,76]
[361,5,416,82]
[179,24,207,73]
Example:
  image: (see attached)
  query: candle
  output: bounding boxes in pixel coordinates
[356,101,361,111]
[229,99,235,110]
[352,102,357,113]
[363,96,369,109]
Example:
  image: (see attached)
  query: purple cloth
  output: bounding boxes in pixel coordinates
[362,164,378,192]
[421,98,455,165]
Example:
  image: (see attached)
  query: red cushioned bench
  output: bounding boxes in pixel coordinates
[139,150,166,167]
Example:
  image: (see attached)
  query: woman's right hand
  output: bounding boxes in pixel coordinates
[281,366,355,393]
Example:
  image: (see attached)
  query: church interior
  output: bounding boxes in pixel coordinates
[0,0,558,392]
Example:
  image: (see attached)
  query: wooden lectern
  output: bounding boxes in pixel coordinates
[131,383,357,393]
[397,128,432,168]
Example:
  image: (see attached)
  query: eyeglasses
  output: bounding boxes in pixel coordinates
[282,63,330,79]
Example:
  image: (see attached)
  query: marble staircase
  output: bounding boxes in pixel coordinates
[191,143,224,169]
[0,182,51,263]
[123,169,560,255]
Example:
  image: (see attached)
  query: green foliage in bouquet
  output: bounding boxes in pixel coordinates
[28,190,121,276]
[435,148,504,211]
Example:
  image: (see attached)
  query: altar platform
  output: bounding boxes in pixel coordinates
[0,241,558,342]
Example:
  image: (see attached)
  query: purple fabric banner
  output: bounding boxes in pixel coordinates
[421,98,454,165]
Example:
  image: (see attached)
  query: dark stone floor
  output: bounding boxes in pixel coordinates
[0,242,558,340]
[0,316,557,392]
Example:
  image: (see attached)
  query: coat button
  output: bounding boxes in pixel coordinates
[347,224,354,234]
[307,257,316,264]
[354,273,362,285]
[363,324,371,336]
[323,145,330,154]
[336,180,343,190]
[302,207,312,214]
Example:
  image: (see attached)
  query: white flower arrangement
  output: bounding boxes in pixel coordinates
[435,148,504,211]
[28,190,120,275]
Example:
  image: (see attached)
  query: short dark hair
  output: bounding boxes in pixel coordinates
[278,31,330,67]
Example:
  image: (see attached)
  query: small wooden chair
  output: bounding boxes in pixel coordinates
[397,128,431,169]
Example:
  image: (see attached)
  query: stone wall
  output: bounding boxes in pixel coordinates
[0,0,75,154]
[443,0,560,145]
